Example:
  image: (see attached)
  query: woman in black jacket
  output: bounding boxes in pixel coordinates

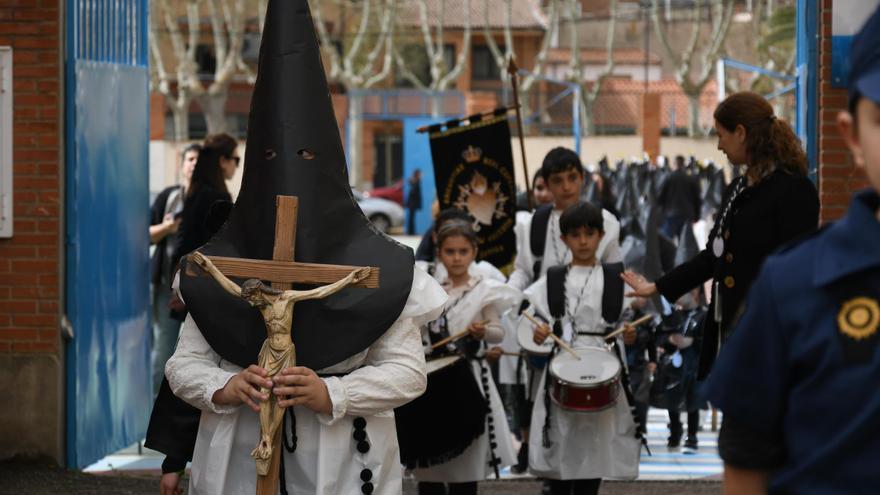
[172,133,237,278]
[623,92,819,378]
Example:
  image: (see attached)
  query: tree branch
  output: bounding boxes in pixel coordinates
[363,0,395,88]
[311,0,343,81]
[343,0,372,78]
[437,0,471,89]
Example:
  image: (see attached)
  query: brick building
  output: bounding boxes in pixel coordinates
[0,0,64,463]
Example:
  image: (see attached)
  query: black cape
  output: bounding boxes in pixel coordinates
[146,0,414,462]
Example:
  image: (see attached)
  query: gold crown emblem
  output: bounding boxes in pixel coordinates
[462,145,482,163]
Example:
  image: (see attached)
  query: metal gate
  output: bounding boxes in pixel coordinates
[64,0,151,468]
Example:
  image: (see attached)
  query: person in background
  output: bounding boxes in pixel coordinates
[172,133,237,277]
[657,155,702,241]
[407,169,424,235]
[623,92,820,382]
[705,9,880,493]
[590,172,620,220]
[149,143,200,396]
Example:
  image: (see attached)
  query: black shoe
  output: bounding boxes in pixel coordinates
[684,435,698,450]
[511,443,528,474]
[667,423,683,448]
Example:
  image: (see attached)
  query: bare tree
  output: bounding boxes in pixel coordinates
[652,0,734,136]
[312,0,396,187]
[393,0,473,116]
[150,0,199,141]
[562,0,617,136]
[150,0,264,140]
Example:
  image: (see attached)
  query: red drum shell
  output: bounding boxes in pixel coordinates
[548,347,621,412]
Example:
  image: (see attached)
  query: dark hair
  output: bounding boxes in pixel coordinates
[848,90,861,118]
[713,92,807,182]
[540,147,584,181]
[559,201,604,236]
[181,142,202,158]
[434,208,473,233]
[532,169,545,187]
[188,133,236,198]
[436,219,478,249]
[674,155,685,168]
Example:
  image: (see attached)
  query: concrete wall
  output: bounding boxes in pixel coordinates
[0,0,65,464]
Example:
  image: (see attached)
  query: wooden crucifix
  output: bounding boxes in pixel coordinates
[186,195,380,495]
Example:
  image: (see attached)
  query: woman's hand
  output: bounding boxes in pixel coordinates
[159,472,183,495]
[622,323,637,345]
[533,323,552,345]
[212,365,272,412]
[622,271,658,298]
[273,367,333,415]
[468,321,487,340]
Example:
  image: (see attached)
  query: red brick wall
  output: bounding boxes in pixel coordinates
[0,1,62,356]
[818,0,869,222]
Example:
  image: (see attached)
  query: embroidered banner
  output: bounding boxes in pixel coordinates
[429,114,516,272]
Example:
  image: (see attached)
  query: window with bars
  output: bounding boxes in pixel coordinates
[0,47,11,238]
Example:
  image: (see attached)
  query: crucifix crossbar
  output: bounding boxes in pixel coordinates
[185,195,379,495]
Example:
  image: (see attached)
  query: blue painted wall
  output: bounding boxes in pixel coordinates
[403,117,438,238]
[65,0,151,468]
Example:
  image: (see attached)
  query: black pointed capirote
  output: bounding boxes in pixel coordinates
[179,0,414,371]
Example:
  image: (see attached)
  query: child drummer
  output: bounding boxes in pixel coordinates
[410,220,521,494]
[524,202,641,495]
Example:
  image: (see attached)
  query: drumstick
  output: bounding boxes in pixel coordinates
[430,320,490,349]
[604,314,654,341]
[521,313,581,360]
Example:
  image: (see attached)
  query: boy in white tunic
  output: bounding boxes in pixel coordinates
[508,147,622,292]
[167,265,446,494]
[526,202,641,495]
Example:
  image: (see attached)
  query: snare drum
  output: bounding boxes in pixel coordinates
[426,354,461,374]
[548,347,621,412]
[516,314,554,357]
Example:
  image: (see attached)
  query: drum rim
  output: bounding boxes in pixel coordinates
[516,319,554,356]
[548,346,620,385]
[426,354,462,374]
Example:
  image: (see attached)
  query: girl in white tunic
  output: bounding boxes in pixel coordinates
[524,203,641,495]
[165,265,447,495]
[412,221,520,495]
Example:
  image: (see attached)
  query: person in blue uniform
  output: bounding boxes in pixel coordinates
[704,7,880,493]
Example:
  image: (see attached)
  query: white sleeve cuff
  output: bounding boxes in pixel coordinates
[203,371,240,414]
[317,376,349,425]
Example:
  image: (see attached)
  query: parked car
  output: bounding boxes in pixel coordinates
[363,179,404,206]
[353,189,405,234]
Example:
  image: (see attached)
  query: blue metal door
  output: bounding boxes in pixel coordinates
[64,0,151,468]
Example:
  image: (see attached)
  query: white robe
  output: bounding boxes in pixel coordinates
[166,266,448,495]
[412,276,520,483]
[523,265,641,481]
[508,208,622,292]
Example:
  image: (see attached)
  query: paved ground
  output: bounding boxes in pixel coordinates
[1,460,720,495]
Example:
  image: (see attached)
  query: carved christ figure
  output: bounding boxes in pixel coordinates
[190,251,371,475]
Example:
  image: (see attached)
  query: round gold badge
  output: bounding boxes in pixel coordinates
[837,297,880,340]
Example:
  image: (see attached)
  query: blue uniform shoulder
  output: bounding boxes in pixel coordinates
[759,224,831,289]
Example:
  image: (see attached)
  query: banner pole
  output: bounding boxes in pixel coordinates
[507,57,533,210]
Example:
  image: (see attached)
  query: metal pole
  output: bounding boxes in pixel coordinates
[573,86,582,156]
[507,58,533,210]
